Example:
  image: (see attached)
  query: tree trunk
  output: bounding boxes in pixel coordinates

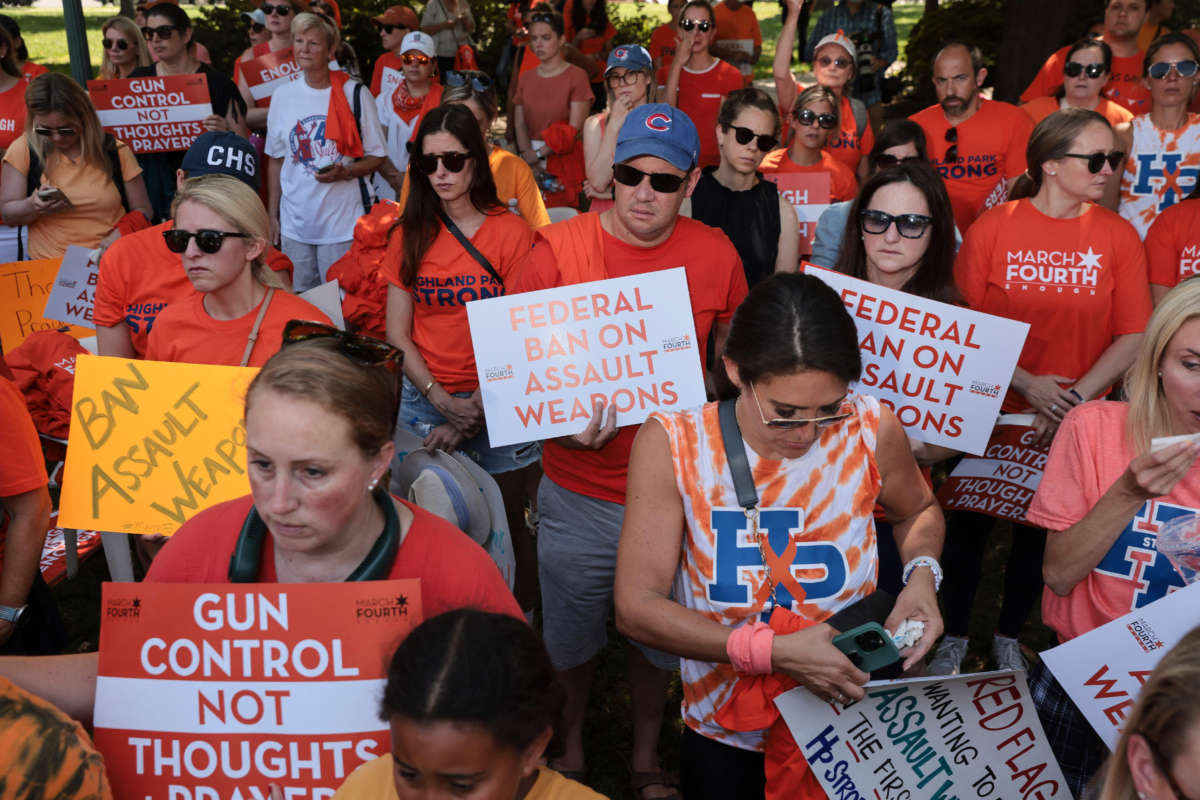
[120,0,135,18]
[993,0,1091,103]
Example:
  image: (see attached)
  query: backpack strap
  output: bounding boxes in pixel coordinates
[850,97,868,139]
[24,141,41,199]
[717,398,758,511]
[350,81,374,216]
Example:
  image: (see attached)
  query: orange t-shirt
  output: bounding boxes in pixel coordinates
[384,211,534,392]
[94,220,295,358]
[1020,44,1150,115]
[371,51,403,97]
[909,99,1033,233]
[954,199,1151,412]
[0,374,48,576]
[658,59,744,168]
[510,215,748,503]
[0,79,26,152]
[144,289,331,367]
[1020,95,1134,129]
[711,1,761,83]
[759,148,857,201]
[649,23,678,71]
[1145,198,1200,289]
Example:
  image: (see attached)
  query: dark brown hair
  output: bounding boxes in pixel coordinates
[1008,107,1111,200]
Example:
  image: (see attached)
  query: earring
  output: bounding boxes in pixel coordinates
[368,478,379,492]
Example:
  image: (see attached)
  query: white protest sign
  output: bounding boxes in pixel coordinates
[777,671,1070,800]
[299,279,345,330]
[42,246,97,329]
[466,268,706,447]
[806,265,1029,455]
[1042,580,1200,749]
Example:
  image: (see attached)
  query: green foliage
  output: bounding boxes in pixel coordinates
[895,0,1007,111]
[610,1,659,51]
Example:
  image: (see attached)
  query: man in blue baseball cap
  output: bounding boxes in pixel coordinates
[510,102,747,798]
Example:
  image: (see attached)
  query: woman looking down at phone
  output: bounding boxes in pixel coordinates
[614,272,944,799]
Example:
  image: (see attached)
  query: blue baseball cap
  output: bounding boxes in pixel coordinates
[614,103,700,172]
[606,44,652,75]
[180,131,259,191]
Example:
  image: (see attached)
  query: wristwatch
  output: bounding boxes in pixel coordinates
[0,604,28,625]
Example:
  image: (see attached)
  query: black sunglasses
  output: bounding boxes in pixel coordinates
[1062,150,1124,173]
[795,108,837,129]
[874,153,923,168]
[1064,60,1105,79]
[1148,59,1199,79]
[282,320,404,419]
[859,209,934,239]
[103,37,130,51]
[34,126,77,138]
[380,23,409,34]
[727,124,778,152]
[141,25,180,41]
[815,55,852,69]
[530,12,556,23]
[944,126,958,163]
[445,70,492,92]
[163,228,250,254]
[679,18,712,32]
[261,3,294,15]
[411,151,472,175]
[612,163,688,193]
[251,22,266,32]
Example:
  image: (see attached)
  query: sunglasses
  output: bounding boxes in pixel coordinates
[163,228,250,254]
[445,70,492,91]
[251,22,266,32]
[1148,59,1199,79]
[282,320,404,420]
[380,23,409,34]
[103,37,130,51]
[530,12,556,23]
[402,52,431,66]
[860,208,934,239]
[727,124,778,152]
[606,69,645,87]
[750,384,851,430]
[411,151,473,175]
[261,3,294,15]
[816,55,852,69]
[1062,150,1124,173]
[679,18,712,32]
[944,126,958,163]
[141,25,180,41]
[874,153,923,168]
[612,163,687,193]
[795,108,837,129]
[34,126,78,138]
[1064,60,1105,79]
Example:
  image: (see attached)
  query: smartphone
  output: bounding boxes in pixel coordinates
[833,622,902,674]
[315,163,336,175]
[37,185,67,203]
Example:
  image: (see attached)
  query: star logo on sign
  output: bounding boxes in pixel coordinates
[132,598,141,608]
[395,595,407,609]
[1077,247,1103,269]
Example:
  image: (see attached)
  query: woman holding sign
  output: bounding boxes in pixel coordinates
[615,272,945,799]
[929,108,1152,680]
[1028,280,1200,796]
[235,0,308,131]
[384,104,540,615]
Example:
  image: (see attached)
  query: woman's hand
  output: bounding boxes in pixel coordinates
[202,113,229,132]
[885,570,943,670]
[31,188,69,216]
[1015,373,1078,422]
[582,180,609,200]
[423,422,466,452]
[314,162,351,183]
[772,624,870,704]
[786,0,805,14]
[1030,410,1060,448]
[432,389,484,436]
[1119,440,1200,502]
[269,216,281,248]
[558,399,619,450]
[608,93,635,129]
[521,148,541,165]
[675,23,699,53]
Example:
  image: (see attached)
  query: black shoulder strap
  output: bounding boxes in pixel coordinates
[438,210,504,288]
[24,140,41,199]
[350,81,373,215]
[717,398,758,510]
[103,134,130,212]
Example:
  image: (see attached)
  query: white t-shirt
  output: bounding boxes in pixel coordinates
[265,76,386,244]
[373,67,418,202]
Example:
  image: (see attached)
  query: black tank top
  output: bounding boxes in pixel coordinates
[690,166,782,288]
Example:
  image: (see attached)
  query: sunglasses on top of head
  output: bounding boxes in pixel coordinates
[859,209,934,239]
[162,228,250,254]
[612,163,688,193]
[1147,59,1199,79]
[411,151,473,175]
[445,70,492,92]
[103,37,130,51]
[795,108,837,129]
[726,124,778,152]
[261,3,294,15]
[1061,150,1124,173]
[1064,60,1105,79]
[679,18,712,32]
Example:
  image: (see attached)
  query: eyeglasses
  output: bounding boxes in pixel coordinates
[606,69,646,87]
[163,228,250,254]
[1140,731,1197,800]
[103,37,130,51]
[1148,59,1199,80]
[141,25,180,41]
[795,108,837,129]
[380,23,409,34]
[874,153,923,168]
[679,18,712,32]
[727,124,778,152]
[33,126,78,138]
[1064,60,1105,79]
[612,163,688,193]
[750,384,852,430]
[860,208,934,239]
[944,126,958,163]
[411,151,473,175]
[402,52,431,66]
[261,3,294,15]
[445,70,491,91]
[816,55,852,69]
[1061,150,1125,173]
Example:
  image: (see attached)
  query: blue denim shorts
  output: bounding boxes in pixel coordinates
[398,377,541,474]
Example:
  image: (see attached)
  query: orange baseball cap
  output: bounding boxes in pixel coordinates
[372,5,420,29]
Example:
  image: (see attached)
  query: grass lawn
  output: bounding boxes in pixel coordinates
[14,8,113,75]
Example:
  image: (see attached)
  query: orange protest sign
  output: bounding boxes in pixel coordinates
[764,171,831,254]
[88,74,213,154]
[58,355,257,536]
[93,581,422,798]
[0,258,92,352]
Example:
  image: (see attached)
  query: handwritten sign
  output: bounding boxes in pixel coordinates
[806,265,1029,454]
[242,47,341,103]
[43,245,97,329]
[89,75,214,154]
[765,172,830,255]
[777,671,1069,800]
[466,268,706,447]
[93,581,421,799]
[58,356,256,536]
[1042,581,1200,749]
[936,415,1048,523]
[0,258,92,352]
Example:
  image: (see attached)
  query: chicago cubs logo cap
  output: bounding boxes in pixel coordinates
[605,43,653,76]
[614,103,700,171]
[180,131,259,191]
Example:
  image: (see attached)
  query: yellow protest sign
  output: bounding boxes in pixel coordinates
[59,355,258,536]
[0,258,91,352]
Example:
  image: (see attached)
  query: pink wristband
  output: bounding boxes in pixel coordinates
[726,622,776,675]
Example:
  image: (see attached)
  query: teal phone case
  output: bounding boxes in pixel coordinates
[832,622,902,673]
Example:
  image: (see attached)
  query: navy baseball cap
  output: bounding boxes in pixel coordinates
[606,44,652,75]
[614,104,700,172]
[180,131,259,191]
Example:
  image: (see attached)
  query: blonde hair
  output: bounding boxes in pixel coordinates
[1097,625,1200,800]
[292,11,338,47]
[100,16,152,79]
[24,73,107,172]
[170,174,286,290]
[1125,277,1200,454]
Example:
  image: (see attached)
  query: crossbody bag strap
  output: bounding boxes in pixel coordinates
[351,82,374,215]
[717,398,758,510]
[438,210,504,288]
[240,287,275,367]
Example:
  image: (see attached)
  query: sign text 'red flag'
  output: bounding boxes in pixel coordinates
[0,258,92,351]
[58,355,256,536]
[93,581,422,799]
[88,75,214,154]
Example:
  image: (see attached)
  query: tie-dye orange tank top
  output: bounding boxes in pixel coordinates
[650,393,882,752]
[1119,113,1200,239]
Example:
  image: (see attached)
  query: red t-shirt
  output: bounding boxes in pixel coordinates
[385,212,534,393]
[0,79,26,152]
[1020,44,1150,115]
[371,51,403,97]
[563,0,616,60]
[954,199,1151,412]
[1027,401,1200,642]
[21,61,47,83]
[514,63,593,138]
[658,59,744,168]
[1145,198,1200,289]
[144,289,331,367]
[94,221,295,358]
[0,375,48,576]
[909,99,1034,233]
[146,494,522,620]
[649,23,677,71]
[1020,95,1133,129]
[510,216,748,503]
